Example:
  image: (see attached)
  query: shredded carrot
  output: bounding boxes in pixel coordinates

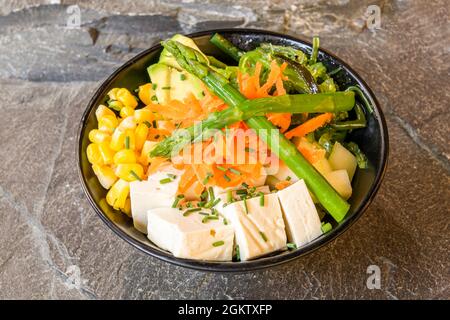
[178,166,197,194]
[146,157,167,176]
[285,113,334,140]
[275,180,292,190]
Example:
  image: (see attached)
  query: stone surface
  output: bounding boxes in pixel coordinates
[0,0,448,299]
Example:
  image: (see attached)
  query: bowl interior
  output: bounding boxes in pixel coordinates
[78,29,388,272]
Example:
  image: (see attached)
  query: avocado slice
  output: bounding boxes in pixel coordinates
[147,63,171,104]
[159,34,209,70]
[169,69,204,102]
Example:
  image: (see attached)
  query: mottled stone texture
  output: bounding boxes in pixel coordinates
[0,0,448,299]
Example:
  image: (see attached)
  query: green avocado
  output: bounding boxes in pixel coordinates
[147,63,171,104]
[169,68,204,102]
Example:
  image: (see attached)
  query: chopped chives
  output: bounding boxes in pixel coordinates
[159,178,172,184]
[223,174,231,182]
[151,83,157,90]
[202,215,219,223]
[183,208,201,216]
[241,182,249,188]
[321,222,332,233]
[198,212,209,216]
[204,198,221,209]
[167,173,177,179]
[202,172,213,185]
[236,189,247,195]
[223,218,228,225]
[259,192,265,206]
[129,170,142,181]
[143,120,152,128]
[152,120,157,128]
[216,165,227,172]
[208,186,215,200]
[248,187,256,194]
[186,202,193,208]
[287,243,297,250]
[161,86,171,90]
[200,190,208,200]
[212,240,224,247]
[243,198,248,214]
[172,194,184,208]
[286,176,292,181]
[197,201,206,207]
[259,231,268,242]
[226,190,233,203]
[151,95,158,102]
[180,74,187,81]
[244,147,254,153]
[125,136,130,149]
[229,168,241,176]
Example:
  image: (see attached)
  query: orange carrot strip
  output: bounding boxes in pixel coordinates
[285,113,334,139]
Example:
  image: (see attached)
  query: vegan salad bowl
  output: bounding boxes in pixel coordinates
[77,29,388,272]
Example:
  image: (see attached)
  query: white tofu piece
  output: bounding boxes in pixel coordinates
[222,193,287,261]
[272,161,300,182]
[215,185,271,214]
[277,179,322,247]
[130,165,183,233]
[147,208,234,261]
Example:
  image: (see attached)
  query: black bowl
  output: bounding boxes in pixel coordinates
[77,28,389,272]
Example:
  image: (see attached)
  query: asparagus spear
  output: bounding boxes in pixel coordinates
[159,39,350,222]
[210,33,243,62]
[150,91,355,157]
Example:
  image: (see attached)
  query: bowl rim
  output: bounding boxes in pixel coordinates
[77,28,389,272]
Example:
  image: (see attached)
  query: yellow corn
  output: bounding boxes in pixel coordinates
[139,140,158,166]
[88,129,110,144]
[138,83,154,105]
[135,123,149,151]
[121,198,132,217]
[92,164,117,189]
[110,128,126,151]
[120,106,135,118]
[114,163,144,182]
[106,179,130,210]
[98,114,118,134]
[134,109,154,124]
[107,88,120,101]
[86,143,103,165]
[116,88,138,109]
[117,115,136,131]
[95,105,115,121]
[98,142,115,165]
[113,149,137,165]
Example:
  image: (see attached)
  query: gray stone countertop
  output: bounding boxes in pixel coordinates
[0,0,448,299]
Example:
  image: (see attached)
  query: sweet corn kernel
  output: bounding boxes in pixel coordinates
[113,149,137,165]
[95,105,115,121]
[98,142,115,165]
[121,198,132,217]
[98,114,118,134]
[117,116,136,131]
[86,143,103,165]
[106,179,130,210]
[92,164,117,189]
[108,100,124,111]
[89,129,110,144]
[135,123,149,151]
[107,88,120,101]
[138,83,154,105]
[110,128,126,151]
[120,106,135,118]
[134,109,154,124]
[114,163,144,182]
[116,88,138,109]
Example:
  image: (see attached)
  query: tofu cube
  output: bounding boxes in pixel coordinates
[147,208,234,261]
[277,179,322,247]
[130,165,183,233]
[222,193,287,261]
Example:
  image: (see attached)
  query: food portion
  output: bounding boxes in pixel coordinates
[86,33,372,262]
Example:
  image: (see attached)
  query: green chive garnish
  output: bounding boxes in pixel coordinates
[321,222,332,233]
[183,208,201,216]
[200,190,208,200]
[186,202,193,208]
[167,173,177,179]
[152,83,157,90]
[286,176,292,181]
[129,170,142,181]
[171,194,184,208]
[226,190,233,203]
[180,74,187,81]
[125,136,130,149]
[236,189,247,195]
[143,120,152,128]
[287,243,297,250]
[223,174,231,182]
[161,86,171,90]
[204,198,221,209]
[259,192,264,206]
[212,240,224,247]
[151,95,158,102]
[159,178,172,184]
[259,231,268,242]
[208,186,215,200]
[198,212,209,216]
[229,168,241,176]
[152,120,157,128]
[216,165,227,172]
[223,218,228,225]
[197,201,206,207]
[244,147,254,153]
[202,172,213,185]
[241,182,249,188]
[202,215,219,223]
[243,198,248,214]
